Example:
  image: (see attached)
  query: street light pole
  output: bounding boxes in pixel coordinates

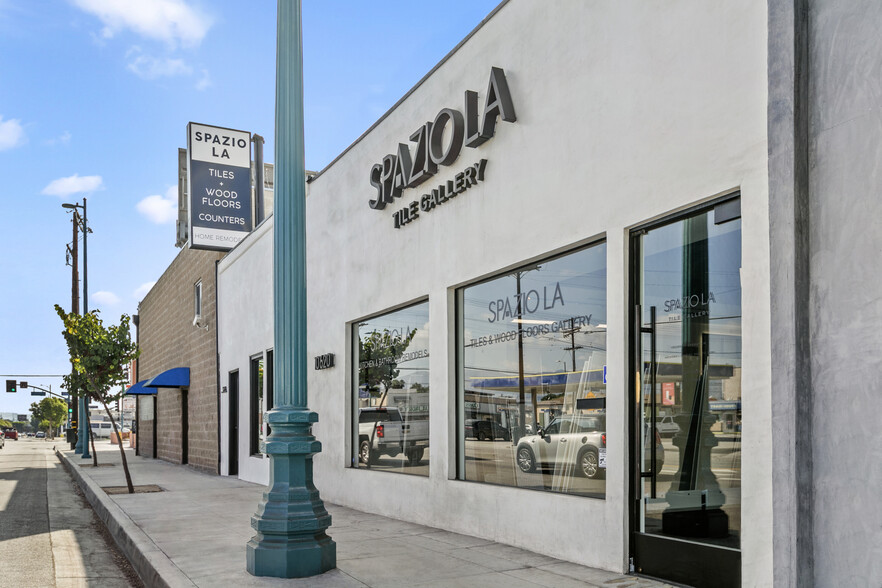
[245,0,335,577]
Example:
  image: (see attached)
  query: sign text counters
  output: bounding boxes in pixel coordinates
[187,122,253,251]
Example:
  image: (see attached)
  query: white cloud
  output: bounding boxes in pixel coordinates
[126,49,192,79]
[70,0,212,47]
[195,68,211,91]
[45,131,72,146]
[41,174,104,197]
[134,282,156,300]
[0,116,25,150]
[92,291,121,306]
[136,185,177,224]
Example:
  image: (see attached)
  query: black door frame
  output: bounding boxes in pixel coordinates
[228,371,239,476]
[627,195,742,587]
[181,388,189,465]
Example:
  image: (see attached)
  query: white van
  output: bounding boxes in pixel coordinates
[90,422,113,438]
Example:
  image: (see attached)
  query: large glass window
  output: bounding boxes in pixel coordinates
[458,243,608,498]
[354,301,430,476]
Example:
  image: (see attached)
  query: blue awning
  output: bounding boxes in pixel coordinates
[144,367,190,388]
[125,380,156,395]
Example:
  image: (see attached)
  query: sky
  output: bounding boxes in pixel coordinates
[0,0,501,417]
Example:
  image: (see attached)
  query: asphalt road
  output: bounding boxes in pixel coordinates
[0,437,141,587]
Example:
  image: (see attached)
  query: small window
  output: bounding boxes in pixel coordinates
[194,281,203,320]
[250,354,265,456]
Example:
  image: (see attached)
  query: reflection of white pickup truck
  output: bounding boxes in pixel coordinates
[655,415,681,437]
[358,407,429,466]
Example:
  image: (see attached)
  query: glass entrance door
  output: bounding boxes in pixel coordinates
[631,201,742,587]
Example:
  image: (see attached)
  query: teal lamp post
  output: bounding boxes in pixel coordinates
[246,0,336,577]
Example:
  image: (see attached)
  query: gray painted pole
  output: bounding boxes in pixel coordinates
[245,0,336,577]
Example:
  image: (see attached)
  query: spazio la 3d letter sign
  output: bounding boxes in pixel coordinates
[368,67,516,228]
[188,122,253,251]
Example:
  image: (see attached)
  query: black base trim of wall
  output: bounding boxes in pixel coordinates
[634,533,740,588]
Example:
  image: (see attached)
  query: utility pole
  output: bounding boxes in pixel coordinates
[561,318,584,374]
[68,207,80,451]
[63,199,91,459]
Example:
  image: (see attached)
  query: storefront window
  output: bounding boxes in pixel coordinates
[458,243,608,498]
[354,301,430,475]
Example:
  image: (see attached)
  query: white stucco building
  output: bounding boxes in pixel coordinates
[214,1,882,586]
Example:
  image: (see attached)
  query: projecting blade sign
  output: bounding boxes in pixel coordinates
[187,122,253,251]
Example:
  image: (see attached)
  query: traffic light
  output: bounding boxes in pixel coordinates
[5,380,15,393]
[20,381,27,389]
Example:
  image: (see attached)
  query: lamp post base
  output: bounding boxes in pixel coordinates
[75,396,85,454]
[246,407,336,578]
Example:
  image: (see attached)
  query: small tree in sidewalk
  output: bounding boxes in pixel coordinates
[55,305,140,493]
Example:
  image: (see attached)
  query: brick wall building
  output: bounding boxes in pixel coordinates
[136,246,224,473]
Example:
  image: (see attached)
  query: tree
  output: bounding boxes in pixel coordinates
[30,397,67,438]
[358,328,416,401]
[55,305,140,493]
[357,328,416,467]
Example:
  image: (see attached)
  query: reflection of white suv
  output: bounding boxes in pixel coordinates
[516,415,607,479]
[516,415,666,479]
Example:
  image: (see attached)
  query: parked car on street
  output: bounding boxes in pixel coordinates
[3,429,18,440]
[515,414,665,479]
[464,419,511,441]
[35,431,46,439]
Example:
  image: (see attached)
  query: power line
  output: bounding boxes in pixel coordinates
[0,374,68,378]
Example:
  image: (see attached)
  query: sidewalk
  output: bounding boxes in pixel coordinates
[58,443,672,588]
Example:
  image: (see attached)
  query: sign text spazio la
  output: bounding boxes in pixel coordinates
[368,67,516,228]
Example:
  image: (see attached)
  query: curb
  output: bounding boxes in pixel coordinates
[57,449,196,588]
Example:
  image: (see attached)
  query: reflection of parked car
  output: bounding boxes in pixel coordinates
[655,415,680,437]
[515,415,665,479]
[3,429,18,440]
[358,407,429,466]
[516,415,607,478]
[464,419,511,441]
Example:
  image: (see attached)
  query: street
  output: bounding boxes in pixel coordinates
[0,437,141,587]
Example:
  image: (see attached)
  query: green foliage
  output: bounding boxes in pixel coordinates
[33,397,67,431]
[358,328,416,397]
[0,419,12,429]
[55,305,140,404]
